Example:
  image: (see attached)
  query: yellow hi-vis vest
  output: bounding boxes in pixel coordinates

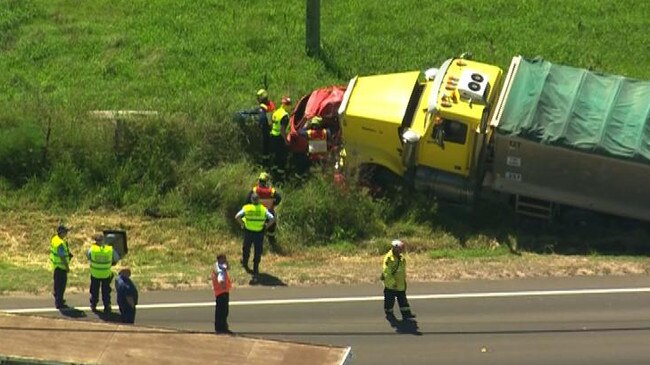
[382,250,406,291]
[89,244,113,279]
[271,107,288,136]
[242,203,268,232]
[49,235,70,271]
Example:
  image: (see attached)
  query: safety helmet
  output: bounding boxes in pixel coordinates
[391,239,405,249]
[281,96,292,105]
[258,172,270,182]
[256,89,269,103]
[310,116,322,127]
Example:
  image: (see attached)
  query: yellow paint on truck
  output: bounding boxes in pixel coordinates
[340,58,502,179]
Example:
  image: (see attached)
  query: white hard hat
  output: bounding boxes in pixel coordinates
[391,239,405,248]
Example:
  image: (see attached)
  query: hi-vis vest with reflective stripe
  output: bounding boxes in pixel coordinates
[242,203,268,232]
[253,185,276,210]
[271,107,288,136]
[89,244,113,279]
[49,235,70,270]
[307,129,328,156]
[382,250,407,291]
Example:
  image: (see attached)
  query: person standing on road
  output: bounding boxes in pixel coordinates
[50,225,72,310]
[246,172,282,248]
[86,234,119,313]
[115,267,138,324]
[381,239,416,321]
[211,253,233,334]
[235,193,274,284]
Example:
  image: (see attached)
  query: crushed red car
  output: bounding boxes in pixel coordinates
[285,85,346,154]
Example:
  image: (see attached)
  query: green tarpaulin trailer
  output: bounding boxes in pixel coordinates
[489,56,650,221]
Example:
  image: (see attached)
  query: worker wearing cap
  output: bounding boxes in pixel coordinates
[50,225,72,310]
[269,96,292,177]
[256,89,276,164]
[235,193,274,284]
[86,234,120,313]
[246,172,282,247]
[381,239,416,320]
[299,116,331,163]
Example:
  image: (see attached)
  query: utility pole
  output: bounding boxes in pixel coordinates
[305,0,320,57]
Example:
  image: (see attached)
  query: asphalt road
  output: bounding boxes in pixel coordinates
[2,275,650,365]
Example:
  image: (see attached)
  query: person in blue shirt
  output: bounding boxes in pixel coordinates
[115,267,138,324]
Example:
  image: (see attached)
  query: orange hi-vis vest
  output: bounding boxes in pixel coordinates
[307,129,328,161]
[253,185,276,210]
[211,268,232,297]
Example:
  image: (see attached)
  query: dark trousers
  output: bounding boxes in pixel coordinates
[261,125,271,161]
[53,268,68,308]
[242,230,264,275]
[117,300,136,324]
[266,209,277,238]
[384,288,412,317]
[89,275,112,309]
[215,293,230,332]
[269,135,287,176]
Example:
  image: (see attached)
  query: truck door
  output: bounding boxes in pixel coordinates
[417,118,471,177]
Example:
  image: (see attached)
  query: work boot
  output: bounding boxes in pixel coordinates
[215,329,234,335]
[250,275,259,285]
[103,306,111,314]
[402,312,417,320]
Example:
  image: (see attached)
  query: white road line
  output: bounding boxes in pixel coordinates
[4,287,650,314]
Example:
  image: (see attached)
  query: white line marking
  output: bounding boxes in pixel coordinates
[4,287,650,314]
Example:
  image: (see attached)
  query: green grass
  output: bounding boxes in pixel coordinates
[429,246,511,260]
[0,0,649,294]
[0,261,49,294]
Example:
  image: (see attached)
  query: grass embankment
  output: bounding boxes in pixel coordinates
[1,0,649,293]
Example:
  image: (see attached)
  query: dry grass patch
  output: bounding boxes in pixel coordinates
[1,210,650,294]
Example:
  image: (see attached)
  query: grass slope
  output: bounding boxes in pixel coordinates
[0,0,649,293]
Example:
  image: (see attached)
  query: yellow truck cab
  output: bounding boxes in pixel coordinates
[338,56,503,202]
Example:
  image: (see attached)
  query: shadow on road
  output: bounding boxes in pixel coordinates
[96,311,123,323]
[59,307,87,319]
[385,313,422,336]
[249,272,287,287]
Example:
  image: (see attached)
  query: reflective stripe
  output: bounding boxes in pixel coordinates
[382,250,407,291]
[253,186,276,209]
[307,129,328,154]
[89,245,113,279]
[242,204,267,232]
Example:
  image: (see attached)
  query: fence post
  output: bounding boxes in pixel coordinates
[305,0,320,57]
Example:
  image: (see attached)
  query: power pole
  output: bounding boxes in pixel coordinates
[305,0,320,57]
